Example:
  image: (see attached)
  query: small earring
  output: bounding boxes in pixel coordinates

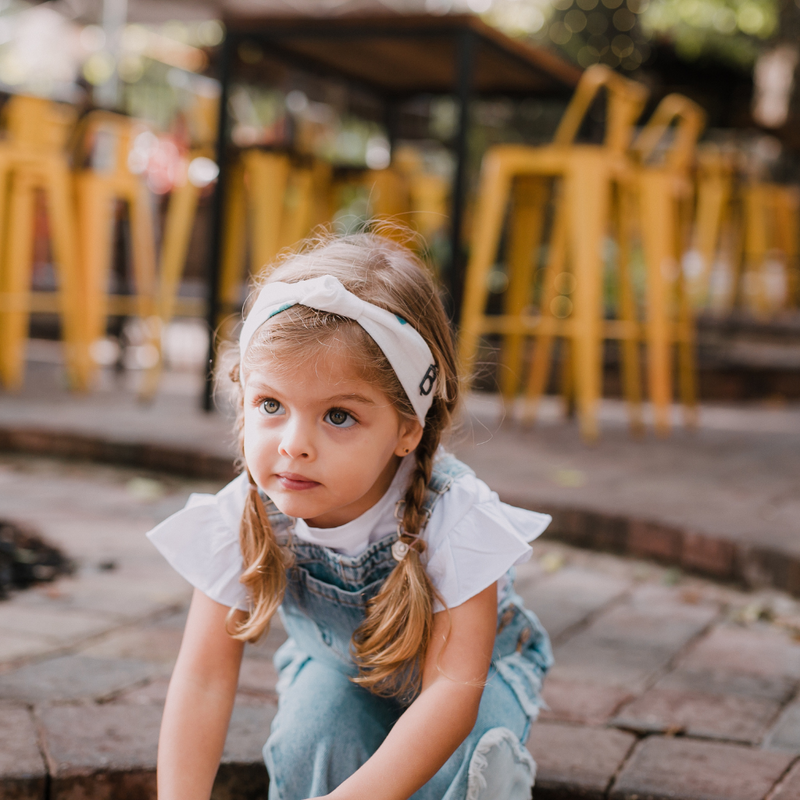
[404,448,410,454]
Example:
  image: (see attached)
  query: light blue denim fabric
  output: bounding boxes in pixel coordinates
[261,455,553,800]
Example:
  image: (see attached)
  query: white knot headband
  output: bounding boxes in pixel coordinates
[239,275,438,426]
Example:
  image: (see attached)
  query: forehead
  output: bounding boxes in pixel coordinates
[244,339,377,396]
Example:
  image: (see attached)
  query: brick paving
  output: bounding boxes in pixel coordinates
[1,455,800,798]
[611,737,793,800]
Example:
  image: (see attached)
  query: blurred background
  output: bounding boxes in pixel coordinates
[2,3,800,795]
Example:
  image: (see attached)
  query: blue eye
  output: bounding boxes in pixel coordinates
[325,408,356,428]
[260,398,284,416]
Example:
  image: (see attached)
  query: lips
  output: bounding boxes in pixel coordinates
[276,473,320,491]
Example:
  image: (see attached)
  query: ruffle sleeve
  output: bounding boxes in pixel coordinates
[424,474,551,612]
[146,473,250,611]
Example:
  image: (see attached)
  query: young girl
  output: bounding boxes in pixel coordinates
[147,232,553,800]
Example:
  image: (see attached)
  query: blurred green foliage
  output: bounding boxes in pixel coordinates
[641,0,778,67]
[487,0,781,70]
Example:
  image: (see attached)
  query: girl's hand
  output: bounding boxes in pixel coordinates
[157,588,245,800]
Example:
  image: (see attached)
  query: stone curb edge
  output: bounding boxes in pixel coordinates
[0,426,236,482]
[506,494,800,599]
[2,425,797,599]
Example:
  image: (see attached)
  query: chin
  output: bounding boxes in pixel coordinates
[270,494,318,520]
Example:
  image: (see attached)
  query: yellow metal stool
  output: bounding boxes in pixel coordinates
[0,95,89,390]
[73,110,158,385]
[629,94,706,435]
[459,64,648,441]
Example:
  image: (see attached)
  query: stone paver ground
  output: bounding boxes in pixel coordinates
[3,455,800,799]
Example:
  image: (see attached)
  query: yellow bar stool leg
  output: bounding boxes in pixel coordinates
[75,173,115,363]
[309,160,335,230]
[125,182,158,322]
[157,179,201,327]
[128,185,158,321]
[521,181,569,425]
[672,187,698,428]
[761,188,782,315]
[726,192,747,312]
[127,181,163,401]
[776,188,800,308]
[567,151,611,443]
[45,161,91,390]
[130,188,159,402]
[789,189,800,308]
[694,167,730,308]
[279,166,315,252]
[0,172,36,388]
[0,160,11,371]
[140,175,201,399]
[615,182,644,435]
[763,188,782,314]
[409,173,449,242]
[365,168,411,228]
[742,185,769,316]
[245,151,291,277]
[459,152,513,384]
[559,338,576,418]
[639,170,674,436]
[676,261,698,429]
[499,175,547,401]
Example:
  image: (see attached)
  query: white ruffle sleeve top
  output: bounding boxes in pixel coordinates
[146,455,551,613]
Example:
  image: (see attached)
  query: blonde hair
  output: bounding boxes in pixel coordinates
[222,231,460,698]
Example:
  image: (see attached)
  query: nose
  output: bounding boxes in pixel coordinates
[277,416,315,460]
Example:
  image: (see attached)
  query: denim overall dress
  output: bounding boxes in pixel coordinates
[260,455,553,800]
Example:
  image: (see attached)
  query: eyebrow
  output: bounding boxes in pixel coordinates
[326,393,376,406]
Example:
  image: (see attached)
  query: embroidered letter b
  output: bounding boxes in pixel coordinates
[419,364,437,396]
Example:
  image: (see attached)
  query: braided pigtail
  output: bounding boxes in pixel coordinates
[351,405,445,699]
[226,470,294,641]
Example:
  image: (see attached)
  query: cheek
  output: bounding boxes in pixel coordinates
[242,415,273,466]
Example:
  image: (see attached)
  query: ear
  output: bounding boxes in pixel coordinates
[395,417,424,457]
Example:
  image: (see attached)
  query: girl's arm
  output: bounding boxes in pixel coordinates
[157,588,246,800]
[326,581,498,800]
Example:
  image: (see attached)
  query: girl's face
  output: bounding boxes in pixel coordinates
[242,343,423,528]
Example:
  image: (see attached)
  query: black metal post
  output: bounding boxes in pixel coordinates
[447,28,475,322]
[202,33,234,412]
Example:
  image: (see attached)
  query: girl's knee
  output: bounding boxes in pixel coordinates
[466,727,536,800]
